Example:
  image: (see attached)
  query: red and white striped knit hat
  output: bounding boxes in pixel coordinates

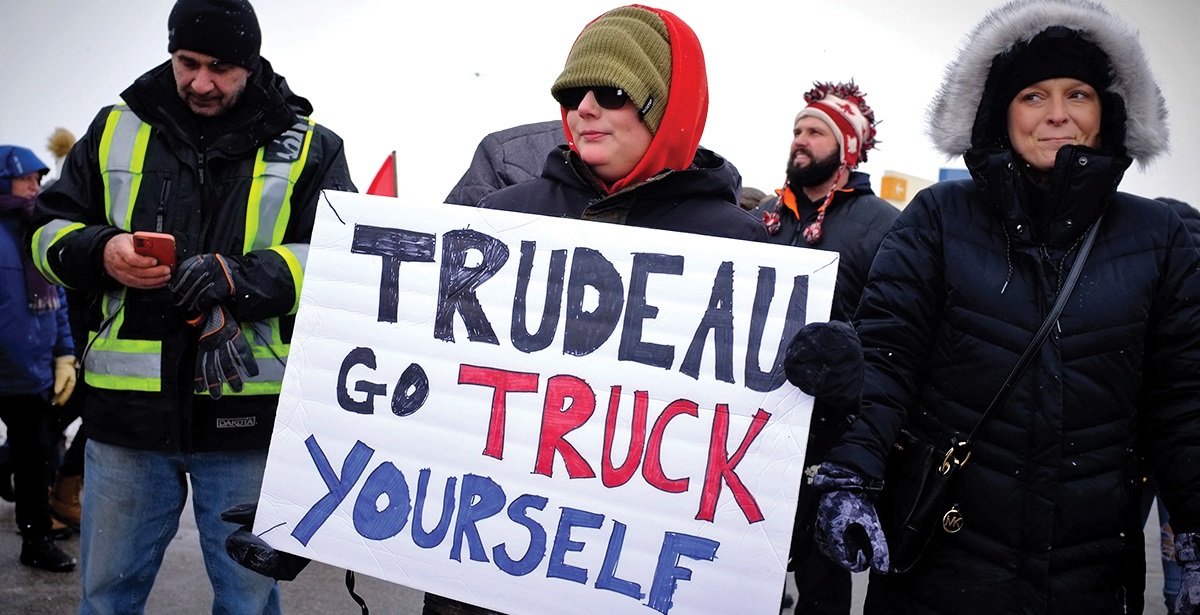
[794,81,877,170]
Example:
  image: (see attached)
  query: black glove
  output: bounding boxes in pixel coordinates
[223,501,312,582]
[784,321,863,408]
[195,305,258,399]
[170,253,239,314]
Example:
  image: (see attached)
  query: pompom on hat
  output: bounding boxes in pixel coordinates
[167,0,262,69]
[773,81,878,245]
[794,81,878,169]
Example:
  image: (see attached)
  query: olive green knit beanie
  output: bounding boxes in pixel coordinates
[551,6,672,134]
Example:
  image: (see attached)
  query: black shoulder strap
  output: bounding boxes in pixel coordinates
[965,215,1104,444]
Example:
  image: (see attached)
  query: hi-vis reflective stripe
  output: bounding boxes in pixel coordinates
[99,105,152,231]
[85,105,314,395]
[31,220,85,287]
[223,118,314,396]
[271,243,307,315]
[85,105,162,391]
[85,289,162,392]
[246,118,315,253]
[222,318,290,396]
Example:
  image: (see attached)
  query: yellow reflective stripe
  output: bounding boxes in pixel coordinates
[253,343,290,359]
[89,336,160,353]
[274,120,315,246]
[98,105,152,231]
[97,108,122,219]
[197,318,288,396]
[85,331,162,392]
[86,372,162,392]
[218,381,282,396]
[31,220,85,287]
[244,118,314,252]
[246,316,284,349]
[247,318,289,363]
[245,148,269,254]
[199,320,287,396]
[269,244,306,314]
[101,289,127,340]
[125,123,153,231]
[84,289,162,392]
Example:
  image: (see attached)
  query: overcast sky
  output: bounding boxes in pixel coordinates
[3,0,1196,206]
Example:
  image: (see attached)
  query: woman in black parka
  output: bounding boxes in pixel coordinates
[808,1,1200,613]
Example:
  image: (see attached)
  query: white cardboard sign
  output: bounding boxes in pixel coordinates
[254,191,837,615]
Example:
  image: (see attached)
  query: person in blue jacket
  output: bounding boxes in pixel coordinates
[0,145,77,572]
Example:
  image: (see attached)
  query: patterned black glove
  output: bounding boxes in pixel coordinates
[222,502,311,582]
[812,463,890,573]
[784,321,863,408]
[1176,532,1200,615]
[195,305,258,399]
[170,253,238,314]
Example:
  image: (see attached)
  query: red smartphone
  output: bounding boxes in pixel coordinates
[132,231,177,270]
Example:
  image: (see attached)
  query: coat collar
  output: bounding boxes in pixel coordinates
[120,57,300,158]
[966,145,1129,247]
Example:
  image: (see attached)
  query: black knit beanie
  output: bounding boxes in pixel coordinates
[974,26,1123,152]
[167,0,261,69]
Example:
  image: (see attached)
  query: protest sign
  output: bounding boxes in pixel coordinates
[254,191,838,614]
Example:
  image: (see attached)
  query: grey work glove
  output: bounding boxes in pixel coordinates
[222,502,311,582]
[1175,532,1200,615]
[169,253,241,314]
[812,463,890,573]
[194,305,258,399]
[784,321,864,409]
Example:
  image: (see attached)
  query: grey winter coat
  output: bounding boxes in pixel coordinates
[444,121,565,206]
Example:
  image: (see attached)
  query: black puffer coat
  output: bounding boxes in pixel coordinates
[826,144,1200,614]
[754,172,899,322]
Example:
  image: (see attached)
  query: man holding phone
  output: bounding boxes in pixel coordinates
[29,1,355,612]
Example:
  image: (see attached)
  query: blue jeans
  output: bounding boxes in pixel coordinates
[79,440,281,615]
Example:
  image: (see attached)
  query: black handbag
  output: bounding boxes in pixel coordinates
[877,216,1102,574]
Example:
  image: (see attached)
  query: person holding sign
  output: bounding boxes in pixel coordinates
[450,5,764,613]
[807,0,1200,613]
[29,0,355,612]
[478,5,767,244]
[221,5,770,615]
[457,5,766,613]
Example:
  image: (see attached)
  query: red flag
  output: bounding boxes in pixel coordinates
[366,151,397,197]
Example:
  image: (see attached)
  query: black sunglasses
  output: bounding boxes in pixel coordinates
[554,86,630,110]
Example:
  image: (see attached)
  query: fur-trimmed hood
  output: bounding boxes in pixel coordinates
[928,0,1168,165]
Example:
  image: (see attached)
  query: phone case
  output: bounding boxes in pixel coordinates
[132,232,177,269]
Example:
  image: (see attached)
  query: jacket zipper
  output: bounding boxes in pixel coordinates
[156,178,171,232]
